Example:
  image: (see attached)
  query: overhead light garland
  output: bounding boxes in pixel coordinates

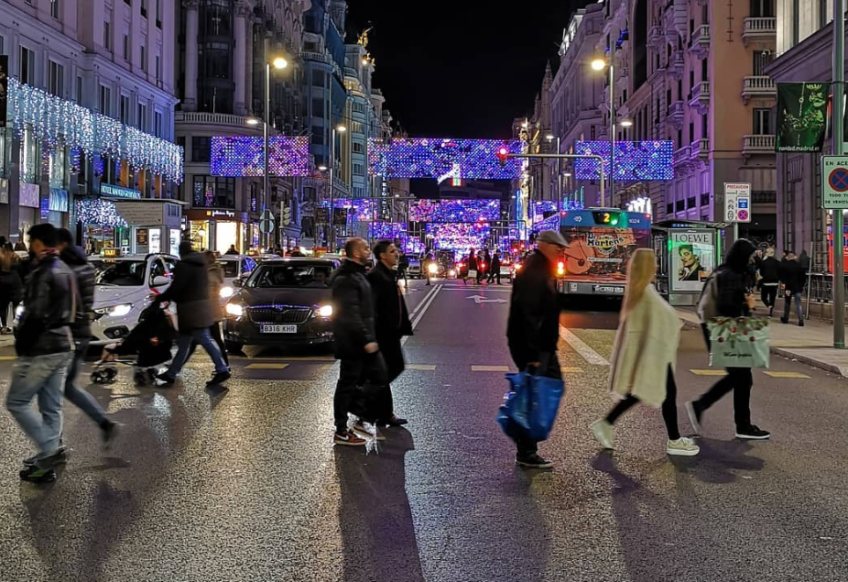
[369,138,521,179]
[7,78,183,183]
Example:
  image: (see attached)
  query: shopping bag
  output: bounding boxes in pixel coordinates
[468,269,478,279]
[707,316,770,368]
[497,372,565,441]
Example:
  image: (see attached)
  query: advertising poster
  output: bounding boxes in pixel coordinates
[777,83,828,153]
[669,230,715,292]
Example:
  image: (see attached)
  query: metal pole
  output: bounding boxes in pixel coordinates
[263,61,270,252]
[329,127,335,252]
[609,62,615,208]
[834,0,845,348]
[556,137,562,212]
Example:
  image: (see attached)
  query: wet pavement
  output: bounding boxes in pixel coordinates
[1,279,847,581]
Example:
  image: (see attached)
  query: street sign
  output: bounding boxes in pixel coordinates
[822,156,848,208]
[723,183,751,223]
[259,209,275,234]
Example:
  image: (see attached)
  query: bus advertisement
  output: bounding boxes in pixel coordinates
[556,209,652,296]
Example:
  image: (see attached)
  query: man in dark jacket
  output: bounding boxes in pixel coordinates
[367,240,412,427]
[331,237,389,446]
[155,241,230,386]
[488,251,502,285]
[779,251,806,326]
[57,229,119,446]
[688,238,770,440]
[506,230,567,469]
[758,247,781,317]
[6,224,76,483]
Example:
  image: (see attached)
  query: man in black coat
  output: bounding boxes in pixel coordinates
[506,230,567,469]
[331,237,389,446]
[488,251,502,285]
[779,251,806,326]
[367,240,412,427]
[758,247,781,317]
[155,241,230,386]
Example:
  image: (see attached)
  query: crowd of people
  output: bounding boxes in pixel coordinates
[753,247,810,325]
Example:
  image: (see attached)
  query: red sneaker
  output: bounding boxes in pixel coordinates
[334,430,366,446]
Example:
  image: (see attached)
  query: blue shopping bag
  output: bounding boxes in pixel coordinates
[497,372,565,442]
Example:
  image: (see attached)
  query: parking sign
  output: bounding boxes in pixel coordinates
[724,183,751,223]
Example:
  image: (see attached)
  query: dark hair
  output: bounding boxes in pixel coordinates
[344,238,364,258]
[678,244,694,255]
[28,223,58,247]
[57,227,74,246]
[178,241,194,257]
[372,239,394,260]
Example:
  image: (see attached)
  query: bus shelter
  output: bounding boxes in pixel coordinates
[652,220,726,306]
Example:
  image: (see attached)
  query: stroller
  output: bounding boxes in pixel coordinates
[91,302,176,386]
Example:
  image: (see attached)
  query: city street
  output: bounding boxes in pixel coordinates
[0,279,847,582]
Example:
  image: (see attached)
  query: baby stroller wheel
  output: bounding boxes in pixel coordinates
[104,367,118,383]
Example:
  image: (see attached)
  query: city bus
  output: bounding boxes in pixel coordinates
[556,209,653,297]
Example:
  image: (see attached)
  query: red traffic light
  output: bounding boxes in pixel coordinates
[496,147,510,167]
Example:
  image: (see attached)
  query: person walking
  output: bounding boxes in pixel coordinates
[154,242,231,387]
[56,229,120,446]
[424,251,434,286]
[758,247,781,317]
[479,249,491,285]
[331,238,389,446]
[590,249,699,456]
[6,224,76,483]
[468,250,478,285]
[686,239,770,441]
[204,250,230,365]
[488,251,502,285]
[506,230,567,469]
[0,247,24,333]
[367,240,412,428]
[779,251,806,326]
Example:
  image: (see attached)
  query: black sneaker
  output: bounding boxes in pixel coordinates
[23,447,68,468]
[799,320,805,327]
[155,373,176,386]
[736,425,771,440]
[19,464,57,484]
[206,371,232,386]
[780,318,789,324]
[101,421,121,449]
[516,453,553,469]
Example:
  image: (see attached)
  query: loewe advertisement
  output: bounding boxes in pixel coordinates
[670,230,715,292]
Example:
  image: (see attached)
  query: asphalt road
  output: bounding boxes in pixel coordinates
[0,279,847,581]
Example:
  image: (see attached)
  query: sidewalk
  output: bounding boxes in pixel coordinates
[676,306,848,377]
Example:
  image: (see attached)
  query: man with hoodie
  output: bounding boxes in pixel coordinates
[57,229,120,446]
[688,239,770,440]
[779,251,806,326]
[6,224,75,483]
[155,241,230,387]
[758,247,781,317]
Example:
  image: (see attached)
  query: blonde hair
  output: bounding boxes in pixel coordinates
[622,248,658,318]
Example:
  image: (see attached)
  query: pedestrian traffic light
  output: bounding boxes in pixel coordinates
[496,146,510,167]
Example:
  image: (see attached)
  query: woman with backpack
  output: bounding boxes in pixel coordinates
[590,249,700,456]
[687,238,770,440]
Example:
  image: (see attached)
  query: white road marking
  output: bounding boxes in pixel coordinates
[558,326,609,366]
[407,364,437,371]
[465,294,508,304]
[402,284,443,346]
[471,365,510,372]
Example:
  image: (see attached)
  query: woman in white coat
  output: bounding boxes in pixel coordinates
[590,249,699,456]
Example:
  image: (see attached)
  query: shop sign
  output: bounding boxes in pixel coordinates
[208,209,236,219]
[101,183,142,199]
[19,182,40,208]
[49,188,69,212]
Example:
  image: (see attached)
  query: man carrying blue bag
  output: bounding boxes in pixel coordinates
[502,230,567,469]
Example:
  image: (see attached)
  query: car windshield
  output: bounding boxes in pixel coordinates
[218,261,240,278]
[92,260,146,286]
[248,263,333,288]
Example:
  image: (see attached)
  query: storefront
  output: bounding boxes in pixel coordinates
[18,182,40,238]
[186,209,252,254]
[76,197,183,256]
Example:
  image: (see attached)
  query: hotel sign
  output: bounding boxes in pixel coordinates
[100,183,142,199]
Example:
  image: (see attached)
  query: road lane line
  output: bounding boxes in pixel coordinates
[401,284,443,346]
[407,364,437,371]
[558,326,609,366]
[407,284,439,321]
[471,365,510,372]
[763,371,810,379]
[245,363,290,370]
[689,369,728,376]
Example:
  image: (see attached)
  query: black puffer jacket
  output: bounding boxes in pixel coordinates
[0,267,23,303]
[156,252,214,331]
[60,245,96,339]
[366,262,412,341]
[14,253,75,356]
[714,239,757,318]
[507,250,559,366]
[331,259,377,359]
[759,256,781,284]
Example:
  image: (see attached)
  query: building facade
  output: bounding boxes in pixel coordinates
[0,0,182,249]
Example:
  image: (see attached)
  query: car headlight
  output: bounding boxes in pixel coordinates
[220,286,235,299]
[317,304,333,318]
[448,269,456,277]
[94,303,133,318]
[226,303,244,317]
[428,263,438,274]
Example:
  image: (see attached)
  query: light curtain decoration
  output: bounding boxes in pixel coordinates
[7,78,183,183]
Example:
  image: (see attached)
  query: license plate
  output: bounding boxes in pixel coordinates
[595,286,624,294]
[260,324,297,334]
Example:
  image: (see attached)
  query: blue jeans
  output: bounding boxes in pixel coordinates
[6,351,73,458]
[783,292,804,322]
[166,328,229,378]
[65,339,109,426]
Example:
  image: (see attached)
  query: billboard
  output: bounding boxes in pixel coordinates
[668,229,715,293]
[777,83,828,153]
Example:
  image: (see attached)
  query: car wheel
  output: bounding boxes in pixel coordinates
[225,341,244,354]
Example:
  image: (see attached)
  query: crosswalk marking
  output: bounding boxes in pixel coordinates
[562,367,583,373]
[471,365,510,372]
[407,364,437,371]
[763,371,811,379]
[558,326,610,366]
[245,363,290,370]
[689,369,728,376]
[0,356,15,361]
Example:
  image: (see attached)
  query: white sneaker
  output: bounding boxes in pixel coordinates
[667,437,700,456]
[353,422,385,441]
[590,419,614,449]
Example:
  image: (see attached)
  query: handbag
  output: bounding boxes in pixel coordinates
[497,371,565,442]
[707,316,770,368]
[468,269,477,279]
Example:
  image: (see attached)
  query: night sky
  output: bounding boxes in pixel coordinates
[345,0,597,139]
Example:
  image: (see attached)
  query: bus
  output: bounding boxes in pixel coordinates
[556,209,652,297]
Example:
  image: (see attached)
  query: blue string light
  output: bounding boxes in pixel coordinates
[210,136,311,177]
[369,138,522,179]
[573,140,673,181]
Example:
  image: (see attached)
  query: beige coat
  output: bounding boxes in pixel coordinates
[608,285,682,408]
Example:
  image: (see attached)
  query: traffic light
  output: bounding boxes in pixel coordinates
[496,146,510,167]
[281,202,292,225]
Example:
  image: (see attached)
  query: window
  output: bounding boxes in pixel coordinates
[154,111,163,137]
[701,193,711,207]
[191,136,211,162]
[353,142,364,153]
[104,21,111,50]
[192,176,236,208]
[19,46,34,84]
[123,34,129,60]
[48,61,64,98]
[137,103,147,130]
[120,94,130,124]
[351,121,363,133]
[312,70,325,87]
[156,0,162,27]
[141,0,147,17]
[754,108,773,134]
[750,0,775,18]
[753,51,774,75]
[312,98,325,117]
[311,128,324,145]
[140,45,146,72]
[51,0,60,18]
[99,85,111,115]
[353,102,365,114]
[353,187,364,197]
[353,163,364,176]
[76,76,83,103]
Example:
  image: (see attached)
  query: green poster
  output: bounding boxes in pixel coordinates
[777,83,828,153]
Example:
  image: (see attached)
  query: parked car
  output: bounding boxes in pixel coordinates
[89,253,178,345]
[223,258,339,352]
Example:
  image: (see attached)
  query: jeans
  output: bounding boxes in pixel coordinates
[65,339,109,426]
[166,328,229,378]
[188,322,230,366]
[605,365,681,440]
[783,291,804,322]
[334,351,389,433]
[6,351,73,458]
[760,284,778,309]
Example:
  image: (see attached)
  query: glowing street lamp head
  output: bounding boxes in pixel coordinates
[272,57,288,70]
[336,124,347,133]
[590,57,607,71]
[620,119,633,128]
[318,165,328,171]
[545,134,555,141]
[246,118,260,126]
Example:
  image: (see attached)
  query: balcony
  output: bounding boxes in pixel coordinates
[668,50,685,79]
[673,145,691,167]
[648,24,664,48]
[689,25,710,58]
[742,75,777,103]
[175,112,257,129]
[690,138,709,159]
[742,134,776,156]
[742,17,776,45]
[667,100,685,128]
[689,81,710,114]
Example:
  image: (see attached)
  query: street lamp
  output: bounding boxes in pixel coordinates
[545,134,563,212]
[259,52,288,250]
[591,56,615,207]
[328,124,346,251]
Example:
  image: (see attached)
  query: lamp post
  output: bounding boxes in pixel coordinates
[329,124,346,252]
[591,56,616,207]
[545,134,561,211]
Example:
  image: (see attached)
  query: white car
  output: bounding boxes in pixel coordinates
[89,254,178,345]
[216,254,258,301]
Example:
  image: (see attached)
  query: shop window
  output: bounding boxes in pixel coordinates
[49,149,66,188]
